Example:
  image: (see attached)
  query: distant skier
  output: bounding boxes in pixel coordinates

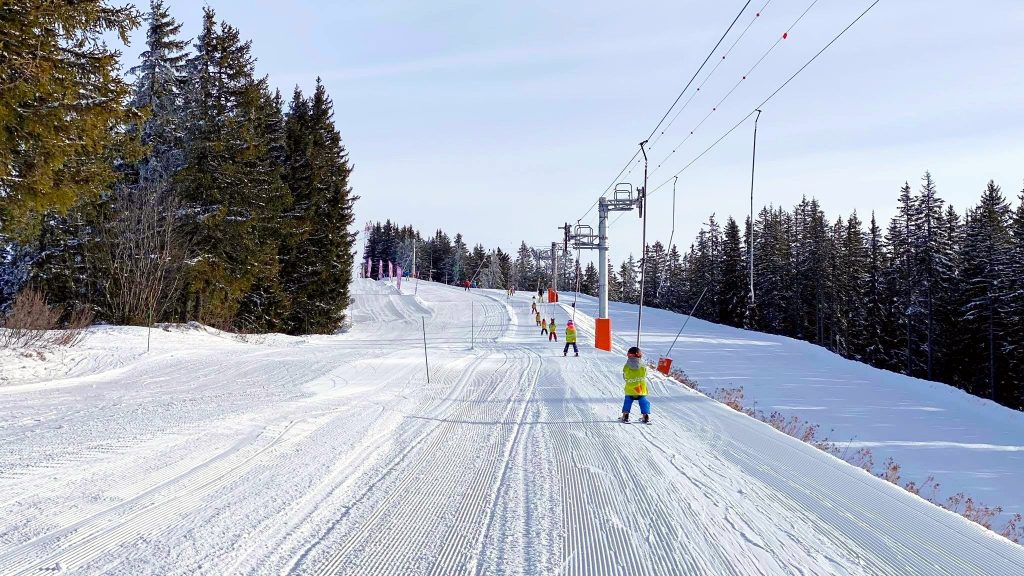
[540,318,548,336]
[535,310,543,326]
[563,320,578,357]
[531,297,538,315]
[620,346,650,424]
[463,280,470,291]
[548,318,557,342]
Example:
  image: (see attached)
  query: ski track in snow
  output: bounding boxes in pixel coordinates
[0,280,1022,575]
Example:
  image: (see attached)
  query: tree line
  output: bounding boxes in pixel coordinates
[363,175,1022,411]
[363,221,588,293]
[0,1,357,335]
[604,174,1023,410]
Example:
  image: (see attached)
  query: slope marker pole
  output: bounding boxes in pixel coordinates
[422,317,431,383]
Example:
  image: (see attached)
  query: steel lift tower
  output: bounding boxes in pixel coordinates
[566,183,639,350]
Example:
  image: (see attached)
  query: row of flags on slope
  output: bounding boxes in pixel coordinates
[365,258,404,290]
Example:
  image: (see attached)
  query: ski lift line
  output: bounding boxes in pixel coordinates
[578,0,754,224]
[648,0,821,178]
[663,285,710,359]
[656,176,678,298]
[645,0,881,200]
[642,0,754,144]
[648,0,774,153]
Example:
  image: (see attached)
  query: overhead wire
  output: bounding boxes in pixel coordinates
[649,0,821,178]
[650,0,881,196]
[608,0,882,229]
[576,0,755,224]
[647,0,773,154]
[621,0,774,187]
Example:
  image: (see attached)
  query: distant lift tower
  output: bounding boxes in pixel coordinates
[568,183,638,350]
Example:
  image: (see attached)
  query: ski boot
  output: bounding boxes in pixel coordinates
[619,412,630,423]
[640,414,650,424]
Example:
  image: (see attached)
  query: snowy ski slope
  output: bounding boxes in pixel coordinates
[0,279,1021,575]
[565,292,1024,521]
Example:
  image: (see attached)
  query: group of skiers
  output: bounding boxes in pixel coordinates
[527,296,648,422]
[528,295,647,422]
[532,297,577,355]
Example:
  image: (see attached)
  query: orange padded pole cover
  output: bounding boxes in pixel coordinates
[595,318,612,351]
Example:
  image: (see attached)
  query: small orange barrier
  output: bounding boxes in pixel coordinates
[547,288,558,303]
[657,357,673,375]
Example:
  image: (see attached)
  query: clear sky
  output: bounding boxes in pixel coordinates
[119,1,1024,263]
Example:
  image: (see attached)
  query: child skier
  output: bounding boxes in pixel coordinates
[563,320,578,356]
[620,347,650,423]
[548,318,557,342]
[531,298,538,315]
[540,317,548,335]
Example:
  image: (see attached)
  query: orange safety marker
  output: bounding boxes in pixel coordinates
[595,318,612,351]
[657,357,673,375]
[547,288,558,303]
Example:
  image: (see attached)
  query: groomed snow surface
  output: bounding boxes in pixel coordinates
[1,279,1022,575]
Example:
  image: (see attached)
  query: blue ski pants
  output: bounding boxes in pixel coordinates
[622,395,651,415]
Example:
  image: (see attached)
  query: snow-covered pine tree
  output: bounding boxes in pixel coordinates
[1006,189,1024,408]
[514,242,535,290]
[130,0,189,190]
[618,255,639,304]
[644,241,668,309]
[909,172,955,380]
[177,8,289,330]
[719,217,746,327]
[840,212,869,360]
[959,181,1014,401]
[581,261,599,296]
[882,183,917,375]
[935,204,966,383]
[861,213,890,367]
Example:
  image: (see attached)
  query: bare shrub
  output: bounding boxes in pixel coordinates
[94,182,188,326]
[667,368,699,390]
[0,286,62,348]
[1000,513,1024,543]
[962,498,1003,530]
[712,387,746,411]
[659,370,1023,543]
[50,305,96,347]
[0,287,95,350]
[879,457,902,484]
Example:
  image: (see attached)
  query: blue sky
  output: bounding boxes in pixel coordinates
[120,1,1024,262]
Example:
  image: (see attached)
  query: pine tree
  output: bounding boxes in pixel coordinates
[883,183,917,375]
[644,241,668,309]
[909,172,953,380]
[1006,188,1024,408]
[959,181,1013,401]
[276,79,355,333]
[862,213,889,367]
[177,8,290,329]
[840,212,869,359]
[581,262,599,296]
[0,1,141,237]
[130,0,189,189]
[719,217,746,327]
[619,255,639,304]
